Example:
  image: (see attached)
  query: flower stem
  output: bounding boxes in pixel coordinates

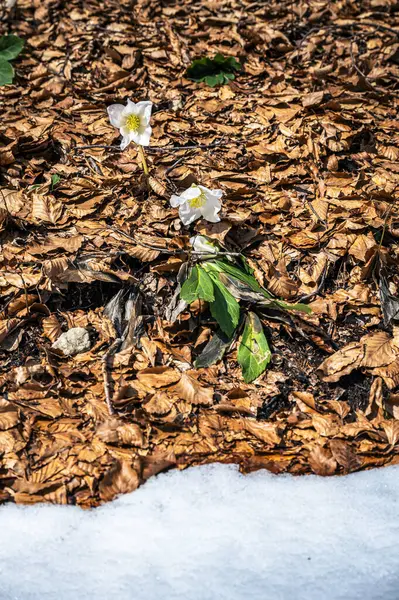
[138,145,149,176]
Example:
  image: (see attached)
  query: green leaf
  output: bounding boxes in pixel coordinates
[0,59,14,86]
[180,265,215,304]
[186,54,241,87]
[274,300,312,314]
[0,35,24,61]
[209,275,240,337]
[204,260,271,299]
[204,74,222,87]
[51,174,61,189]
[237,312,271,383]
[204,260,312,314]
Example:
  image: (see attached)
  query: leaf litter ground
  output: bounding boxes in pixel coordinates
[1,0,399,506]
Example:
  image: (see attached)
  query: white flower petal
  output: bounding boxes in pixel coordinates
[136,125,152,147]
[107,104,125,128]
[201,196,221,223]
[179,187,202,201]
[190,235,218,254]
[126,99,138,112]
[120,134,131,151]
[136,101,153,123]
[119,125,130,138]
[129,131,140,145]
[202,187,223,203]
[197,185,213,195]
[179,203,202,226]
[170,194,185,208]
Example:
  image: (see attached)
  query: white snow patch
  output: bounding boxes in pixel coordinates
[1,463,399,600]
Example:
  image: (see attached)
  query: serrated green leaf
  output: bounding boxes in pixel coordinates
[237,312,271,383]
[0,59,14,86]
[209,275,240,337]
[0,35,24,61]
[180,265,214,304]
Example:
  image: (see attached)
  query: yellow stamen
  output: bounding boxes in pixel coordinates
[125,113,141,132]
[188,188,206,209]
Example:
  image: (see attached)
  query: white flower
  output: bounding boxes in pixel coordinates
[107,99,152,150]
[170,184,223,226]
[190,235,218,254]
[6,0,17,7]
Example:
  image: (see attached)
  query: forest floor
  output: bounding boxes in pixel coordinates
[1,0,399,507]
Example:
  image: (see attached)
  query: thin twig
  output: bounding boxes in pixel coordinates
[349,38,379,93]
[75,139,241,153]
[146,140,231,153]
[297,263,330,303]
[106,226,242,256]
[102,338,122,416]
[75,145,121,151]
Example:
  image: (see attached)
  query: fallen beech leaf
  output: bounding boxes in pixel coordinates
[309,445,337,476]
[99,461,140,502]
[312,414,341,437]
[144,392,174,416]
[318,331,399,385]
[137,367,181,389]
[31,193,64,224]
[42,314,62,342]
[172,372,214,406]
[381,421,399,447]
[0,400,18,431]
[329,439,361,472]
[96,419,144,447]
[242,419,280,445]
[302,90,324,107]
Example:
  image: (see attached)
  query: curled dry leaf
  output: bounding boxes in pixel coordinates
[42,314,63,342]
[31,193,64,225]
[96,419,144,447]
[318,331,399,388]
[137,367,181,389]
[99,460,140,502]
[329,439,362,473]
[309,445,337,476]
[172,372,214,406]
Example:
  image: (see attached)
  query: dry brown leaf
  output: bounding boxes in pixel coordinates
[329,439,361,472]
[96,419,144,447]
[31,193,64,224]
[99,461,140,502]
[137,367,181,389]
[42,314,63,342]
[172,372,214,406]
[309,445,337,475]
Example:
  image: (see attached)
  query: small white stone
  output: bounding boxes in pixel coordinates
[52,327,91,356]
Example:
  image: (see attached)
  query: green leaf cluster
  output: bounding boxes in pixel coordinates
[180,264,240,337]
[0,35,24,86]
[186,53,241,87]
[180,257,311,383]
